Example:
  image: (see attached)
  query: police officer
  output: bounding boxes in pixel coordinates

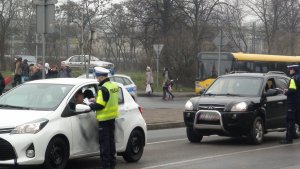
[280,65,300,144]
[86,67,119,169]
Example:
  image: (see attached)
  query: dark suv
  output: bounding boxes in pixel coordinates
[183,72,300,144]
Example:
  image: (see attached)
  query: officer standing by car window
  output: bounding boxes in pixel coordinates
[280,65,300,144]
[85,67,119,169]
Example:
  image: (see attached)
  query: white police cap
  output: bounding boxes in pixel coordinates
[287,65,299,70]
[94,67,110,77]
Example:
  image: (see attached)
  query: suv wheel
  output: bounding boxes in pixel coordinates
[186,127,203,143]
[248,116,264,145]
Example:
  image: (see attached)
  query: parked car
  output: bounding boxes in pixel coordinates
[77,71,138,101]
[61,55,114,71]
[0,78,146,168]
[183,72,300,145]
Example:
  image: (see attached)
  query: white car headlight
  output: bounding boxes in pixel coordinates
[231,102,248,112]
[11,119,48,134]
[185,100,194,111]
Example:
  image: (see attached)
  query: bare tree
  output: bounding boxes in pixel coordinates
[0,0,22,70]
[220,0,248,52]
[245,0,285,54]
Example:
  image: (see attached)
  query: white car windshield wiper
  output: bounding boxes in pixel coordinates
[0,104,31,110]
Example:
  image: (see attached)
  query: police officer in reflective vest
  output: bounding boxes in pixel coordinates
[87,67,119,169]
[281,65,300,144]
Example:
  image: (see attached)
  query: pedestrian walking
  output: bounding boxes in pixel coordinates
[0,72,5,95]
[85,67,119,169]
[58,63,72,78]
[280,64,300,144]
[162,79,174,100]
[12,57,22,87]
[145,66,154,95]
[21,59,29,83]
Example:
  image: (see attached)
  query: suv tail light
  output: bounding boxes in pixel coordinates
[138,106,143,114]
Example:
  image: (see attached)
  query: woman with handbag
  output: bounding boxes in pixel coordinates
[145,66,154,96]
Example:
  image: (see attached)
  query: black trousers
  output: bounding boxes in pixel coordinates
[286,109,296,141]
[99,119,116,168]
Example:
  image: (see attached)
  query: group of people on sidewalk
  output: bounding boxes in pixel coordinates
[145,66,174,100]
[11,57,72,87]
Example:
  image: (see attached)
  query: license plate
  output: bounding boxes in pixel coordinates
[199,113,219,121]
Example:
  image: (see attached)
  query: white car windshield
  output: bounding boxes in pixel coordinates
[0,83,73,110]
[205,77,263,97]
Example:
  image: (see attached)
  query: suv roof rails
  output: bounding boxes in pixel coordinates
[228,71,249,74]
[266,71,286,75]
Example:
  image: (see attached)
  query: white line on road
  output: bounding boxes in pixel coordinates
[142,142,300,169]
[147,138,187,145]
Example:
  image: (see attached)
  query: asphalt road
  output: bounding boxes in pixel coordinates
[2,128,300,169]
[67,128,300,169]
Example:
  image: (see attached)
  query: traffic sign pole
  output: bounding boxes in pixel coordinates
[153,44,164,89]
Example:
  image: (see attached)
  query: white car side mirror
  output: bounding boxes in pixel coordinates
[75,104,91,113]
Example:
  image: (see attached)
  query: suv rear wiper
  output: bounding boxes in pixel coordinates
[0,104,30,110]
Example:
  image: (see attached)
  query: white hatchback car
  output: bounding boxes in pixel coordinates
[0,78,147,169]
[61,55,114,70]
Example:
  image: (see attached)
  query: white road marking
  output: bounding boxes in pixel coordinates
[147,138,187,145]
[142,142,300,169]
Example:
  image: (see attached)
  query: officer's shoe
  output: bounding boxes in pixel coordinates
[280,139,293,144]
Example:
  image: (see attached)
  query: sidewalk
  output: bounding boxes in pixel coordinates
[138,91,195,130]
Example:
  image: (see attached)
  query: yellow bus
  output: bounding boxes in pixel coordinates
[195,52,300,94]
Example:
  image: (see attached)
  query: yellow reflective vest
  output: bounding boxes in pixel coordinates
[289,78,297,90]
[96,81,119,121]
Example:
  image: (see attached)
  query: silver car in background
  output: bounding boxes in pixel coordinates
[61,55,114,70]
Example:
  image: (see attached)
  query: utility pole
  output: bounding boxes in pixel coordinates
[34,0,57,78]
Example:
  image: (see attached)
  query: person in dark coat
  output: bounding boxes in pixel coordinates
[47,65,59,78]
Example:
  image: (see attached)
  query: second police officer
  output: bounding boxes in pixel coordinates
[280,65,300,144]
[85,67,119,169]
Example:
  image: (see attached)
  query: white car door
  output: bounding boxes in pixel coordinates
[115,87,126,150]
[69,87,99,156]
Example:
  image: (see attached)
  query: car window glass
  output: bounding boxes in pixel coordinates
[79,56,87,62]
[122,78,132,85]
[275,77,289,91]
[114,77,125,85]
[0,83,73,110]
[118,87,124,104]
[70,56,80,62]
[265,78,275,91]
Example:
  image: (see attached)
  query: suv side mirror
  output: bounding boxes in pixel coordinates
[199,88,206,95]
[265,89,279,97]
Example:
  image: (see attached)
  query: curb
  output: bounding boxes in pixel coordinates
[138,93,195,98]
[147,122,185,130]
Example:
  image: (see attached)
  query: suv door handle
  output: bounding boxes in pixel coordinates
[278,102,283,104]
